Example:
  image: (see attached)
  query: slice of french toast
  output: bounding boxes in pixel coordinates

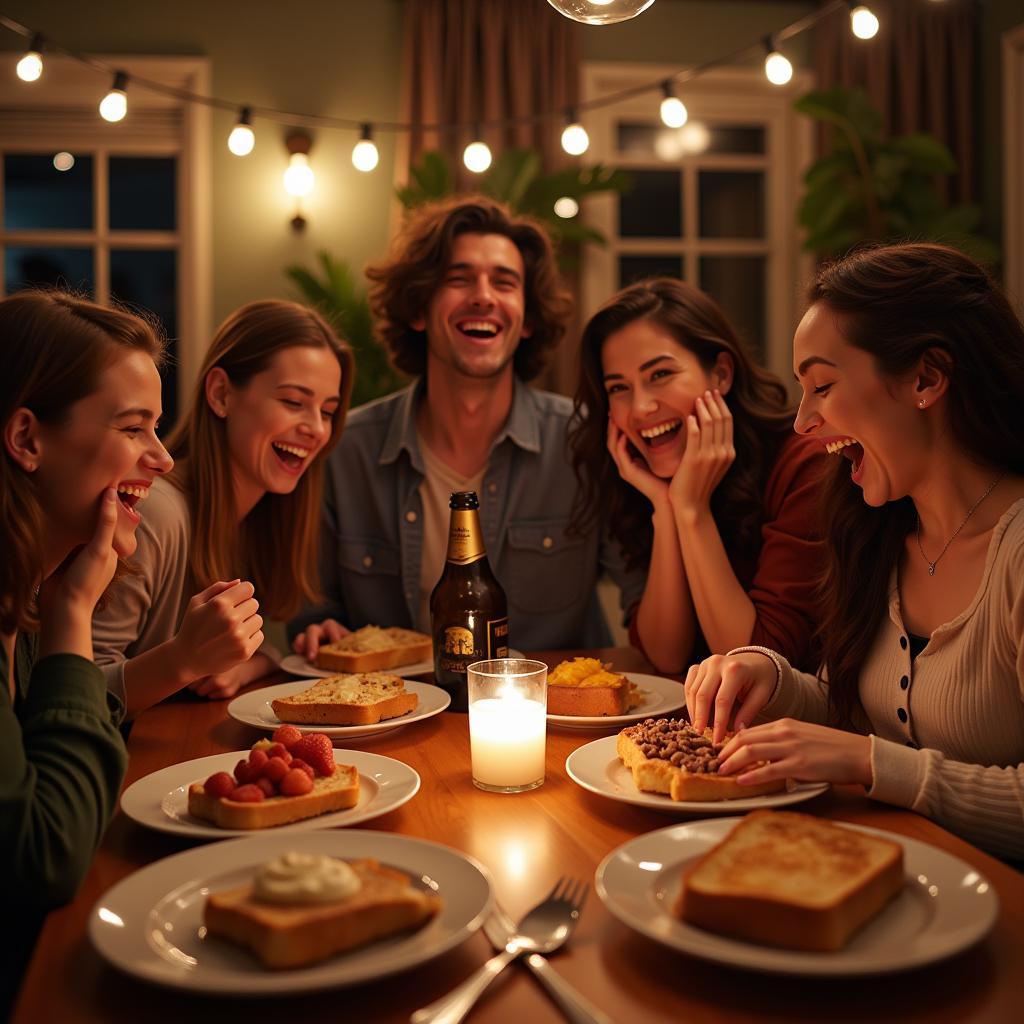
[272,672,419,726]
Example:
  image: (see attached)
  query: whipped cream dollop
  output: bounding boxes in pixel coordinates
[253,852,362,905]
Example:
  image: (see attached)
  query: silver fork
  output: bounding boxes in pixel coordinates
[411,877,587,1024]
[483,903,616,1024]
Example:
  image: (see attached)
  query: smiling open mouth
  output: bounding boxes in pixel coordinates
[639,419,682,449]
[272,442,310,470]
[116,484,148,519]
[457,320,499,340]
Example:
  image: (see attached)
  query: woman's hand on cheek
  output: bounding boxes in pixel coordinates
[668,390,736,517]
[606,419,668,507]
[716,719,873,789]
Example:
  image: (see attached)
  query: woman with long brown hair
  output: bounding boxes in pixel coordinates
[0,291,172,1003]
[687,243,1024,859]
[569,277,826,673]
[93,300,353,716]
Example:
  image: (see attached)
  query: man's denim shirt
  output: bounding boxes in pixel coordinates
[291,378,645,650]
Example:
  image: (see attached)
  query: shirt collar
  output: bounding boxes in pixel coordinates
[378,375,542,466]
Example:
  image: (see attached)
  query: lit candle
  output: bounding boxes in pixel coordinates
[467,660,548,793]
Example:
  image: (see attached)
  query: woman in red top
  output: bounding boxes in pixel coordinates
[569,278,825,673]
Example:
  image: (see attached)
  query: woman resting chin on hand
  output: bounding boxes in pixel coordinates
[685,243,1024,862]
[91,301,354,717]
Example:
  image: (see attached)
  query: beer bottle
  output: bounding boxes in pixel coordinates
[430,490,509,712]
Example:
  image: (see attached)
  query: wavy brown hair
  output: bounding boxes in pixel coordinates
[810,243,1024,727]
[0,291,164,633]
[569,278,795,569]
[164,300,353,620]
[365,195,572,381]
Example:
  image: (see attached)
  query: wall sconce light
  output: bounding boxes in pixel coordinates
[283,130,314,231]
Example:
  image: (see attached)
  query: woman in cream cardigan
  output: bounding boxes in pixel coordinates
[687,243,1024,860]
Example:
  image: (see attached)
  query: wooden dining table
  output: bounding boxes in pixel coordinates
[13,646,1023,1023]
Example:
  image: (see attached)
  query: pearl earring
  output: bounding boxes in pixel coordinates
[918,399,926,408]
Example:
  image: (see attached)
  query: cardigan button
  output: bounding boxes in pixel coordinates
[899,636,908,650]
[362,555,373,568]
[897,708,908,724]
[900,675,909,690]
[405,510,417,523]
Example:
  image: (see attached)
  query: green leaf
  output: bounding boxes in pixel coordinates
[890,134,956,175]
[483,148,541,206]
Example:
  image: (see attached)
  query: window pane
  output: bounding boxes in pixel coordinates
[5,246,94,296]
[619,254,683,287]
[619,169,682,238]
[109,157,176,230]
[699,255,765,362]
[617,122,765,158]
[698,171,764,238]
[110,248,178,425]
[3,153,93,230]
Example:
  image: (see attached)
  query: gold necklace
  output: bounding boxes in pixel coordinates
[915,474,1005,576]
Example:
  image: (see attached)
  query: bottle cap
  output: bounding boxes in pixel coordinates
[449,491,479,510]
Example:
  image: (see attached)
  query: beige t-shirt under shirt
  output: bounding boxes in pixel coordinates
[417,437,485,632]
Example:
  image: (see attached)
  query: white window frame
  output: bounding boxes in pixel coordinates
[0,54,211,397]
[580,63,814,383]
[1004,24,1024,311]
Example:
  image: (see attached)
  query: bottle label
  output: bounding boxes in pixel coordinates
[438,616,509,673]
[445,509,486,565]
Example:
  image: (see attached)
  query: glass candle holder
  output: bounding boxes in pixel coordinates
[467,659,547,793]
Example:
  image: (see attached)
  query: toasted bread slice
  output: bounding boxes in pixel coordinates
[271,672,419,726]
[676,811,905,951]
[547,657,640,717]
[314,626,432,674]
[617,719,786,801]
[187,765,360,829]
[205,858,442,969]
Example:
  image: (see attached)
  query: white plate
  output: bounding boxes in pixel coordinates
[596,817,998,975]
[280,652,435,678]
[547,672,686,729]
[121,749,420,838]
[227,679,450,739]
[565,735,830,813]
[89,830,492,994]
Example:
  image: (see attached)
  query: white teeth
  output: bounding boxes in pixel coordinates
[825,438,857,455]
[273,442,310,458]
[459,320,498,334]
[639,419,682,439]
[116,485,149,500]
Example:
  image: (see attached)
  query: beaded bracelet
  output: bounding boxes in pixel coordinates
[725,644,784,698]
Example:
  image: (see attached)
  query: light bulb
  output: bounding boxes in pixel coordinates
[764,51,793,86]
[352,125,379,172]
[463,140,492,174]
[228,107,255,156]
[99,72,128,122]
[16,51,42,83]
[561,121,590,156]
[283,153,315,197]
[53,152,75,172]
[545,0,656,25]
[850,6,880,40]
[553,196,579,219]
[660,95,687,129]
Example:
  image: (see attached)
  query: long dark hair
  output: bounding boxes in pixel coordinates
[569,278,794,568]
[811,243,1024,726]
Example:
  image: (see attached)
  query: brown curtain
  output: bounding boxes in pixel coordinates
[814,0,978,203]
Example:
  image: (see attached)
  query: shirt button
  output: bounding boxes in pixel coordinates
[900,675,909,690]
[899,636,908,650]
[897,708,908,724]
[362,555,373,568]
[405,510,417,523]
[487,481,497,495]
[542,536,554,550]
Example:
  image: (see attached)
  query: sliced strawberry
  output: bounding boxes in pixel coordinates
[255,777,277,798]
[272,724,304,749]
[229,784,264,802]
[290,733,336,777]
[265,742,292,763]
[203,771,235,798]
[262,756,290,783]
[280,767,313,796]
[289,758,315,781]
[234,758,253,785]
[248,748,269,772]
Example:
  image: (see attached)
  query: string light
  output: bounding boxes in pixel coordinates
[545,0,656,25]
[763,38,793,86]
[561,110,590,156]
[659,81,688,128]
[15,32,43,82]
[849,5,880,40]
[351,123,379,172]
[227,106,255,156]
[53,151,74,172]
[99,71,128,122]
[463,132,492,174]
[553,196,579,219]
